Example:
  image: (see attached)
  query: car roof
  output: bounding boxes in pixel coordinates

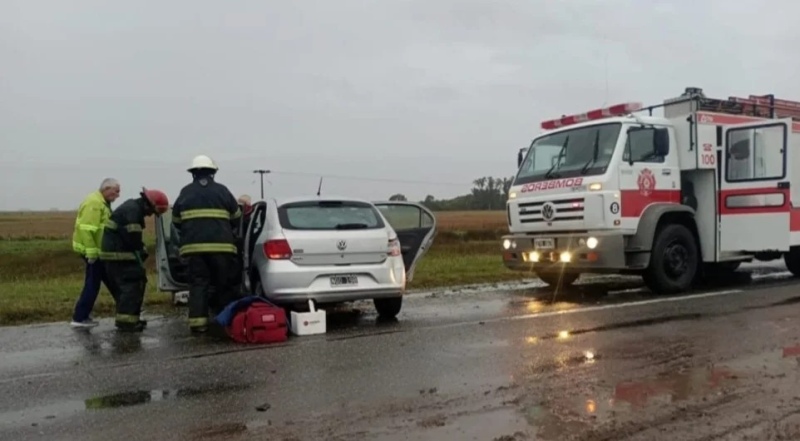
[269,195,376,207]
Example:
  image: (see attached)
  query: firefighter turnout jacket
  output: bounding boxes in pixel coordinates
[72,191,113,259]
[100,198,148,263]
[171,176,242,256]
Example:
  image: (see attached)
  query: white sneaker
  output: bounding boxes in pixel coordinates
[70,319,99,328]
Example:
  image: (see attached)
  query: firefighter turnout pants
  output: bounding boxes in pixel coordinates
[105,261,147,330]
[187,253,240,330]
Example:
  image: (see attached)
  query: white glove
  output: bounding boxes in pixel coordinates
[87,258,97,264]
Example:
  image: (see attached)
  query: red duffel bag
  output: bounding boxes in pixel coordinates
[226,301,288,344]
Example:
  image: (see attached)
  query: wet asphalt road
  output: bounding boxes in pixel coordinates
[3,263,800,440]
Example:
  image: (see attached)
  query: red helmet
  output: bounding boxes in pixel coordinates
[141,187,169,214]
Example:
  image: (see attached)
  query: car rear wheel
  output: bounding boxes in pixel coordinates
[374,297,402,319]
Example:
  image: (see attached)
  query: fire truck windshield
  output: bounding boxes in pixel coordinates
[514,122,621,185]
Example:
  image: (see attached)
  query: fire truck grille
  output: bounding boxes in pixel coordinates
[517,198,585,224]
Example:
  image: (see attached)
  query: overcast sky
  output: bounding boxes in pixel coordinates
[2,0,798,210]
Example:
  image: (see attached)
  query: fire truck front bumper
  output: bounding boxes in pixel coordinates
[501,232,629,272]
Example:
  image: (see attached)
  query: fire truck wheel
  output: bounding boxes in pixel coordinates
[643,224,699,294]
[537,271,580,289]
[784,248,800,277]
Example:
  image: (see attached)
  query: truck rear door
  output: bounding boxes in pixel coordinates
[718,119,792,253]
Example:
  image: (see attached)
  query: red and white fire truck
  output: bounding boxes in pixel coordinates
[502,87,800,294]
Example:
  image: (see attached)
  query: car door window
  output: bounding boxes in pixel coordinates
[377,204,433,230]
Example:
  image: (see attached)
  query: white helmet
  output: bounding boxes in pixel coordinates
[188,155,218,172]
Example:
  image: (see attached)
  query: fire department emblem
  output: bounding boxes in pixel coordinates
[637,168,656,197]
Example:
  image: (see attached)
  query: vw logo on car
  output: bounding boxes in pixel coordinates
[336,240,347,251]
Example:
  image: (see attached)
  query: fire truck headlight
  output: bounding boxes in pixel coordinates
[508,192,517,199]
[586,237,598,249]
[560,252,572,263]
[588,183,602,191]
[503,239,511,250]
[530,251,540,262]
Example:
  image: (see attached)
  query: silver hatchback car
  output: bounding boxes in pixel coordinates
[155,196,437,319]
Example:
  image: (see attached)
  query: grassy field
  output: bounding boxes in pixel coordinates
[0,210,528,326]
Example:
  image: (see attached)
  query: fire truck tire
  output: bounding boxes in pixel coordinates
[537,271,580,289]
[784,248,800,277]
[643,224,699,295]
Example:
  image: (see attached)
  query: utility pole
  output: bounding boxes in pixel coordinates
[252,169,271,199]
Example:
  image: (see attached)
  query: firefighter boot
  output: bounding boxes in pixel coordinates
[116,320,145,333]
[189,317,209,334]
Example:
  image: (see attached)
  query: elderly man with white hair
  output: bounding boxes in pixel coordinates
[70,178,121,328]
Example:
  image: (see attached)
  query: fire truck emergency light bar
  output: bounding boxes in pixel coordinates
[729,95,800,120]
[540,102,643,130]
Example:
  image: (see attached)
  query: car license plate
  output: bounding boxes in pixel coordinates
[534,238,555,250]
[330,275,358,287]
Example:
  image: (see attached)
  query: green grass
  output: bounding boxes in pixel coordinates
[0,237,529,327]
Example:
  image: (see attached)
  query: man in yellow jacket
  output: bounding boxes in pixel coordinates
[71,178,121,327]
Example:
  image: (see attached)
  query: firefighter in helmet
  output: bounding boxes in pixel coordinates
[172,155,242,334]
[100,187,170,332]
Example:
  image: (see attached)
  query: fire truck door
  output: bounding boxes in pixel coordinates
[718,120,792,253]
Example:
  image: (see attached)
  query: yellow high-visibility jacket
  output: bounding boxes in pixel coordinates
[72,191,112,259]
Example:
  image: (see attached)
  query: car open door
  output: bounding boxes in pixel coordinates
[154,209,190,293]
[373,201,437,282]
[241,201,267,293]
[154,203,248,293]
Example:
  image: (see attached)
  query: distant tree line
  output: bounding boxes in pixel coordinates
[389,176,513,211]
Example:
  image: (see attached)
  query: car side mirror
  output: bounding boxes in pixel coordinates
[654,128,670,156]
[517,149,524,168]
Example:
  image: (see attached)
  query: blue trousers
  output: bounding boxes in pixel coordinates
[72,257,113,322]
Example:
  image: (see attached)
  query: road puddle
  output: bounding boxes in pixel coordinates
[0,383,250,429]
[611,366,739,409]
[373,406,533,441]
[84,383,250,409]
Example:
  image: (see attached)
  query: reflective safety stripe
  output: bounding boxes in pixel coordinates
[78,224,99,232]
[105,220,118,230]
[231,207,242,220]
[180,209,233,220]
[125,224,143,233]
[189,317,208,327]
[172,214,182,224]
[84,247,99,258]
[116,314,140,324]
[73,241,86,252]
[179,243,238,255]
[99,251,137,261]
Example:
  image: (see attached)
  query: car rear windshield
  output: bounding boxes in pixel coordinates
[278,200,386,230]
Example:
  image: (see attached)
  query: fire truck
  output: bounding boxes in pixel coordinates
[502,87,800,294]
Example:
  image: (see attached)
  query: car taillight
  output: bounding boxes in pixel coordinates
[388,238,401,256]
[264,239,292,260]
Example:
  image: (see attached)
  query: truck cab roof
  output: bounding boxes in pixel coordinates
[538,115,673,137]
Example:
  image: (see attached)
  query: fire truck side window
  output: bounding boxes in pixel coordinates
[623,128,664,163]
[726,125,786,182]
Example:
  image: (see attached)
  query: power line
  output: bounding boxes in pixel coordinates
[0,163,483,188]
[266,170,469,187]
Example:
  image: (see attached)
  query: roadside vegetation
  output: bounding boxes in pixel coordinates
[0,210,533,326]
